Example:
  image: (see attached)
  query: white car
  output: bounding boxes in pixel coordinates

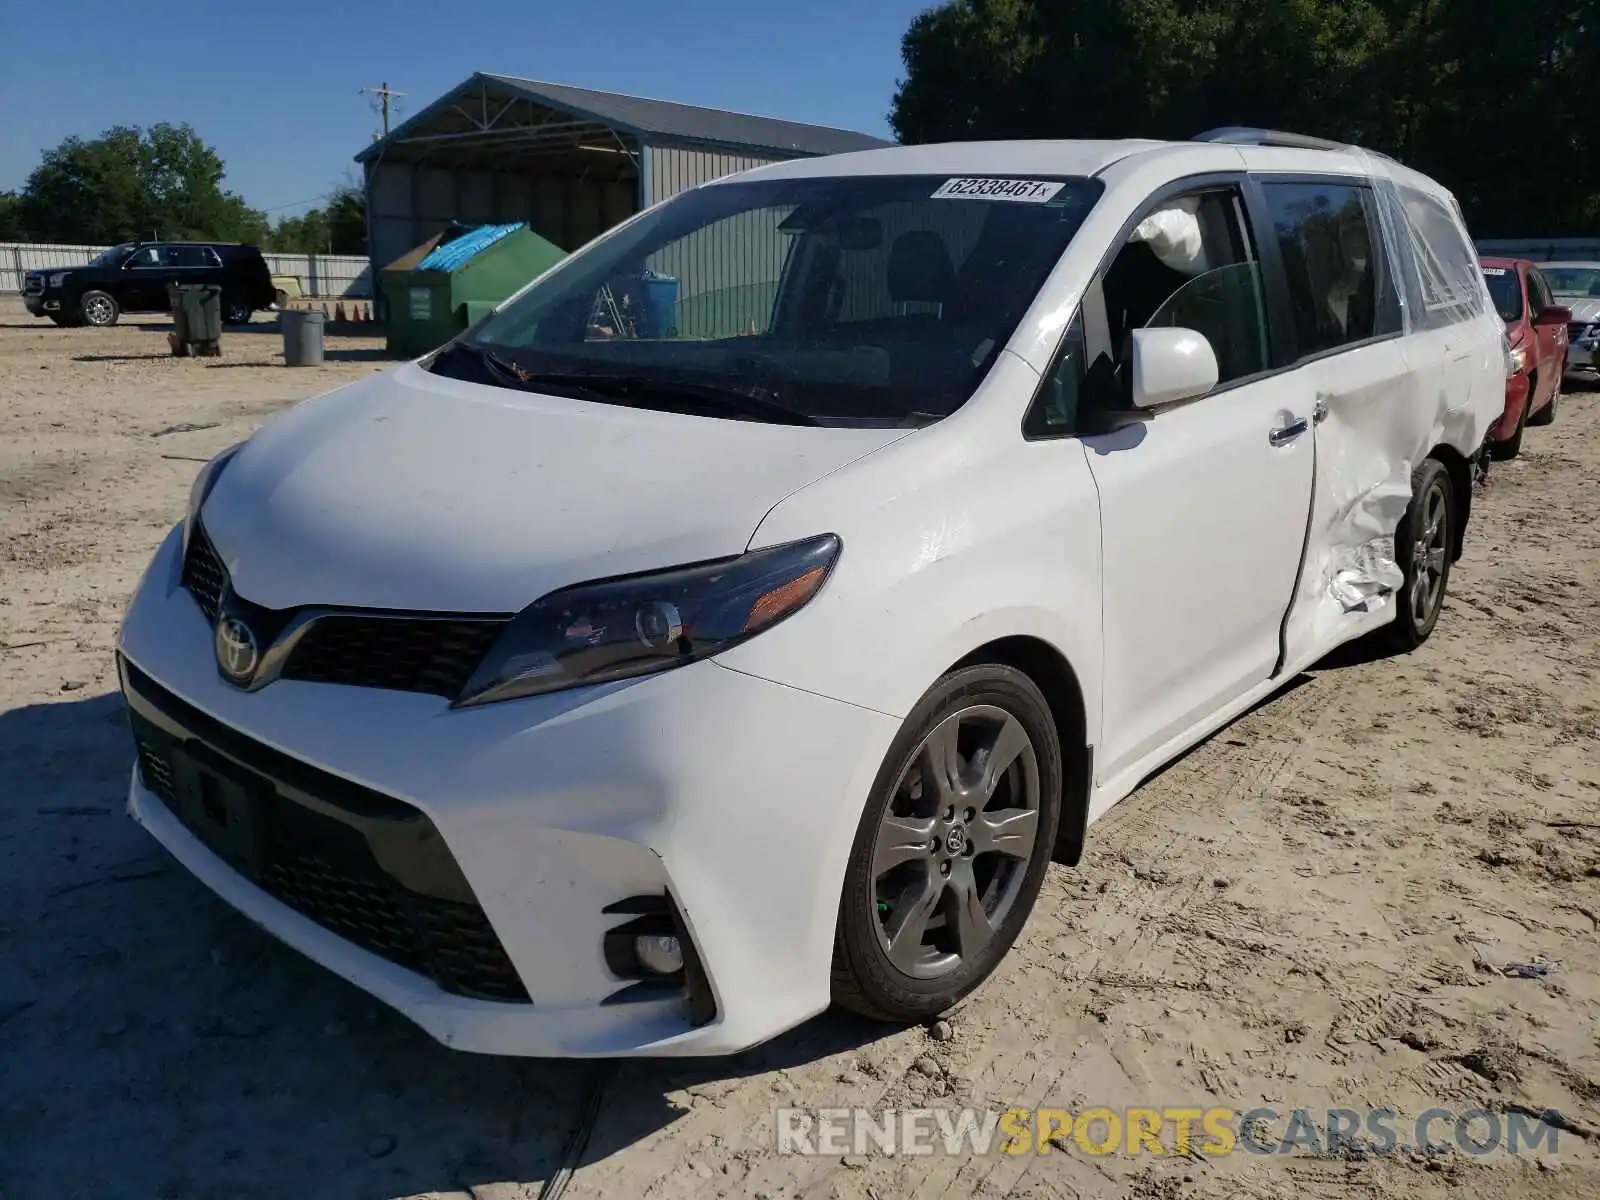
[118,128,1504,1057]
[1539,262,1600,382]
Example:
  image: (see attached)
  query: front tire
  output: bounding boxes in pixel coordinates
[1529,376,1557,426]
[79,290,119,327]
[1382,458,1454,653]
[832,663,1061,1022]
[1491,391,1527,459]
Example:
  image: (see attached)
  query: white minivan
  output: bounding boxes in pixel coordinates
[118,129,1504,1057]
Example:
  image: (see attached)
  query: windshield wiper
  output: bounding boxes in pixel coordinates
[529,372,820,426]
[438,345,820,426]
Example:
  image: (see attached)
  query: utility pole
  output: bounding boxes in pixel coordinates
[360,81,406,140]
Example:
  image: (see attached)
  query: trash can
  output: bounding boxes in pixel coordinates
[281,308,325,366]
[167,283,222,354]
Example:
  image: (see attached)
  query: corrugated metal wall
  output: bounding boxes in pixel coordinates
[366,160,635,273]
[364,141,793,317]
[642,143,782,207]
[636,144,790,337]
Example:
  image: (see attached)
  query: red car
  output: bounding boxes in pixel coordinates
[1482,257,1569,458]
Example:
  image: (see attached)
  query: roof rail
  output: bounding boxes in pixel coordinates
[1194,126,1352,153]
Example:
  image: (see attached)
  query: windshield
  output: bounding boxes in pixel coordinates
[435,174,1103,426]
[1481,267,1522,322]
[88,244,135,267]
[1542,266,1600,299]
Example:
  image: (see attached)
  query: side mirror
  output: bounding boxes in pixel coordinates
[1130,327,1220,409]
[1536,305,1572,327]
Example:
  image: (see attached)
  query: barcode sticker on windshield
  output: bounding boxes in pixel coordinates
[932,178,1065,203]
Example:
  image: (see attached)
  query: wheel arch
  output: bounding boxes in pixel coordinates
[1427,443,1473,562]
[951,635,1092,866]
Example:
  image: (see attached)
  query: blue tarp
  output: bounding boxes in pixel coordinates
[416,223,525,272]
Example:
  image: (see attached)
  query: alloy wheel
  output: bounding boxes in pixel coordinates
[83,295,115,326]
[1410,480,1449,628]
[871,704,1041,979]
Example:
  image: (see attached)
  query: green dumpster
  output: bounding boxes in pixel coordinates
[380,223,566,358]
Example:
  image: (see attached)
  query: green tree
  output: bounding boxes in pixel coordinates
[11,123,268,244]
[0,191,23,240]
[891,0,1599,236]
[268,186,366,255]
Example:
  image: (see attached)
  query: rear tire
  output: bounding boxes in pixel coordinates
[1382,458,1454,653]
[222,296,252,325]
[831,663,1061,1022]
[1529,376,1557,426]
[79,290,119,328]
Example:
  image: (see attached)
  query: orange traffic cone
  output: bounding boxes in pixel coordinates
[335,302,347,323]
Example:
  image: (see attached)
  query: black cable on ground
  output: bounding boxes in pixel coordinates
[538,1062,616,1200]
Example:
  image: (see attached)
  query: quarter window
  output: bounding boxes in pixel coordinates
[1393,187,1484,329]
[1023,313,1085,436]
[1261,182,1399,356]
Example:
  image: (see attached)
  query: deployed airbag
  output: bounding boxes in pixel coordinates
[1131,198,1209,275]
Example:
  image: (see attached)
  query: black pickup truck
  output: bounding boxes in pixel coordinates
[21,242,276,327]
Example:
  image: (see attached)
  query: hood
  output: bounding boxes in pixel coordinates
[201,363,908,613]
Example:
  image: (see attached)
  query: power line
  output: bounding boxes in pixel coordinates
[260,190,339,214]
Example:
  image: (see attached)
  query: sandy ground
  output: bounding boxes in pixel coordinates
[1,293,1598,1200]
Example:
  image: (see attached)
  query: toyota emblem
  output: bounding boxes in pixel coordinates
[215,617,259,683]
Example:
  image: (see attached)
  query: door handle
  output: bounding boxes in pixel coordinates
[1269,418,1309,446]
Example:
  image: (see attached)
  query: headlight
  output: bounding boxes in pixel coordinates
[456,534,842,707]
[47,273,66,288]
[1508,344,1527,375]
[183,442,244,552]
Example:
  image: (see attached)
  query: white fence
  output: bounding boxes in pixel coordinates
[1476,237,1600,262]
[1,242,371,297]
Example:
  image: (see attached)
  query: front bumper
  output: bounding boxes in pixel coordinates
[22,293,57,316]
[118,526,901,1056]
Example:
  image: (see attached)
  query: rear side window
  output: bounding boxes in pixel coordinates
[166,245,220,268]
[1393,187,1484,329]
[1260,182,1399,357]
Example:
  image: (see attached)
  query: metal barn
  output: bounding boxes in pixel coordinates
[355,72,889,284]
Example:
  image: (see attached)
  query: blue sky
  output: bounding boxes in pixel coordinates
[0,0,929,217]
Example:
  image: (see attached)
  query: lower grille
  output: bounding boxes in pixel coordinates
[126,662,529,1003]
[137,743,176,802]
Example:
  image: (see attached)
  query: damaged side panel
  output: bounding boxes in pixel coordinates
[1261,154,1503,673]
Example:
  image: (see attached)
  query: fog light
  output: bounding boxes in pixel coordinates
[634,934,684,976]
